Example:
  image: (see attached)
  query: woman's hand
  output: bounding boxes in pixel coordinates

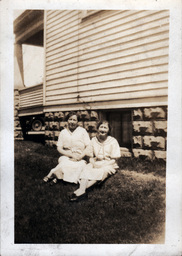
[89,157,96,165]
[70,152,83,161]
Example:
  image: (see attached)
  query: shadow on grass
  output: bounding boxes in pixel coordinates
[15,140,166,244]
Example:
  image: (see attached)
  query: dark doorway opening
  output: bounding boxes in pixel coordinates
[106,110,132,149]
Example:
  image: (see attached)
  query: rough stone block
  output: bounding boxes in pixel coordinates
[59,121,67,130]
[80,110,90,121]
[120,148,132,157]
[54,131,60,140]
[14,130,23,138]
[84,121,97,132]
[143,136,165,150]
[133,121,153,135]
[14,105,19,110]
[15,127,22,131]
[154,151,166,160]
[14,90,19,96]
[14,110,18,116]
[133,109,143,120]
[143,107,166,120]
[14,101,19,107]
[154,121,167,136]
[48,140,55,147]
[120,147,130,152]
[14,97,20,102]
[52,141,57,148]
[45,140,56,147]
[45,140,50,146]
[48,121,59,130]
[89,132,97,139]
[54,112,64,121]
[120,151,132,157]
[45,122,49,130]
[90,111,99,120]
[45,131,54,140]
[53,121,59,130]
[133,149,153,160]
[14,121,20,127]
[133,136,143,148]
[14,116,19,121]
[49,121,54,130]
[45,112,54,121]
[78,121,84,127]
[64,112,70,120]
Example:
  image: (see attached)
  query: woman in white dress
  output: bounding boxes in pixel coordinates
[70,120,121,201]
[43,112,91,184]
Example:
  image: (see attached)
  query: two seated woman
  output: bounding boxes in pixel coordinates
[43,111,121,201]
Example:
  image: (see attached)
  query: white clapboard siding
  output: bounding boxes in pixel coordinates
[46,38,169,69]
[46,22,169,63]
[46,12,169,64]
[46,81,167,97]
[46,11,169,61]
[46,64,168,85]
[19,84,43,109]
[46,13,79,40]
[45,10,169,108]
[46,55,168,83]
[46,36,169,79]
[46,47,168,73]
[46,43,169,84]
[46,73,168,93]
[46,88,168,105]
[46,10,73,29]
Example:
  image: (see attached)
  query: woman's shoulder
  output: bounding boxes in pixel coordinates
[60,128,68,134]
[91,136,117,144]
[106,136,119,145]
[76,126,88,133]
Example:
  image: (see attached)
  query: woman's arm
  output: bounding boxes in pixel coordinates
[71,146,93,161]
[57,146,73,158]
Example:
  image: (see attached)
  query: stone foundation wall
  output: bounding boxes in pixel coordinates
[132,107,167,160]
[44,107,167,160]
[14,90,23,140]
[44,111,99,147]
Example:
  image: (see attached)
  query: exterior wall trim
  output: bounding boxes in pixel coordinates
[43,98,167,113]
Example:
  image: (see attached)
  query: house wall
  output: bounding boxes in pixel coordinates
[44,9,169,111]
[19,84,43,109]
[43,9,169,160]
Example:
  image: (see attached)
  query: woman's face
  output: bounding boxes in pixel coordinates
[68,115,78,131]
[98,123,109,138]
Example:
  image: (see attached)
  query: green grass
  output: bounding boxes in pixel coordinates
[15,140,166,244]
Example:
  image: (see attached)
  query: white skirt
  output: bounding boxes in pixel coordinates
[79,160,118,181]
[53,156,87,184]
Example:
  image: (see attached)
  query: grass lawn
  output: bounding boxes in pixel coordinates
[15,140,166,244]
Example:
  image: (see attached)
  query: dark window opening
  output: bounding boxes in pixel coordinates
[106,110,132,149]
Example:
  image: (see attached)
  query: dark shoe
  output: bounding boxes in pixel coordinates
[50,178,58,186]
[43,176,50,183]
[96,180,104,187]
[69,192,87,202]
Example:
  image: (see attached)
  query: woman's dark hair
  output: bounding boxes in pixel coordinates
[97,120,112,135]
[65,111,80,121]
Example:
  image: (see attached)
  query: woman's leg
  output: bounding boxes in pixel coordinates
[74,179,97,196]
[43,164,63,181]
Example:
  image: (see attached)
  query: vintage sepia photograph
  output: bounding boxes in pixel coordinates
[1,0,182,255]
[14,9,168,244]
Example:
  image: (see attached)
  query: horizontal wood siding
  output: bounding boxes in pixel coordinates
[19,84,43,109]
[45,10,169,109]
